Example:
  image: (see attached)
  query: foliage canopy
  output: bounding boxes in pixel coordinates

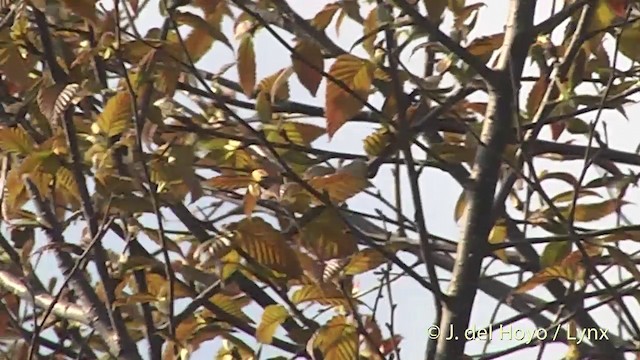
[2,0,640,359]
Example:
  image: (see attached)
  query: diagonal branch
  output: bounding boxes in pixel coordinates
[393,0,498,85]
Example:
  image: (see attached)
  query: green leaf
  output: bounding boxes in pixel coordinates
[540,241,571,269]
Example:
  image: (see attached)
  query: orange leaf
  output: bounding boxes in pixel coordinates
[526,76,549,118]
[325,55,373,137]
[312,3,341,30]
[292,41,324,96]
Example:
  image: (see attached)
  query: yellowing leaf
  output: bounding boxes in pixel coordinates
[210,293,253,325]
[540,241,571,269]
[325,55,373,137]
[454,191,467,223]
[97,92,132,137]
[232,218,302,277]
[514,263,583,293]
[0,127,34,154]
[300,209,358,260]
[529,199,630,224]
[465,33,504,57]
[488,221,508,262]
[257,68,291,102]
[363,127,391,157]
[573,199,629,222]
[344,243,407,275]
[313,315,358,360]
[291,284,347,306]
[515,247,600,293]
[362,8,378,56]
[144,273,192,299]
[274,122,325,145]
[256,305,289,344]
[255,91,273,123]
[307,160,369,204]
[176,10,231,62]
[237,35,256,97]
[204,174,254,190]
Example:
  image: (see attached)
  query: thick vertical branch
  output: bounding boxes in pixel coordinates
[435,1,537,359]
[32,8,141,360]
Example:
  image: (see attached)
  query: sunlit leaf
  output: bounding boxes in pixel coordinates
[363,127,391,157]
[232,218,302,277]
[291,284,347,306]
[325,55,374,137]
[515,247,600,293]
[97,92,132,137]
[204,173,254,190]
[306,160,370,204]
[312,315,358,360]
[344,243,407,275]
[256,305,289,344]
[488,221,508,262]
[257,68,291,102]
[0,127,34,154]
[361,8,378,56]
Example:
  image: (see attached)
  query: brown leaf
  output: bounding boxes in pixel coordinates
[325,55,373,137]
[307,160,370,204]
[465,33,504,57]
[237,35,256,97]
[424,0,447,23]
[292,41,324,96]
[61,0,98,25]
[312,3,341,30]
[362,8,378,56]
[526,77,549,118]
